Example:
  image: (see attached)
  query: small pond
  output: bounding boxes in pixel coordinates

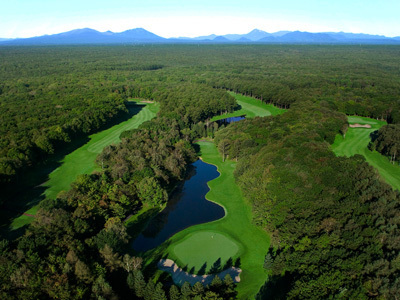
[215,115,246,126]
[132,159,225,252]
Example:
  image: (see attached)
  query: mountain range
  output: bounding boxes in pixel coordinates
[1,28,400,45]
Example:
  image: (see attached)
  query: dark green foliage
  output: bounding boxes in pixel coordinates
[216,101,400,298]
[169,285,181,300]
[369,124,400,164]
[180,282,192,299]
[134,270,146,298]
[192,282,204,296]
[144,280,156,300]
[153,282,167,300]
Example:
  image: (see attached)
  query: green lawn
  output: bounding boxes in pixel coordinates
[172,231,240,271]
[159,142,270,299]
[10,102,159,229]
[332,116,400,191]
[210,92,286,121]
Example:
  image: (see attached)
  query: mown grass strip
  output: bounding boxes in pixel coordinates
[332,116,400,191]
[210,92,286,122]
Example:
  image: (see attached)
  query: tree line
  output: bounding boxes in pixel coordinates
[369,124,400,165]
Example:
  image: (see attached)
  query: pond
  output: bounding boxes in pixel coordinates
[132,159,225,252]
[215,115,246,126]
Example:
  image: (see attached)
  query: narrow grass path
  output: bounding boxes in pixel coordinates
[332,116,400,191]
[11,102,159,229]
[210,92,286,121]
[161,142,270,299]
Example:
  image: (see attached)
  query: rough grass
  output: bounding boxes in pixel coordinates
[10,102,159,229]
[160,142,270,299]
[210,92,286,121]
[332,116,400,191]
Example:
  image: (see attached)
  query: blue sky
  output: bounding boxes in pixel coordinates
[1,0,399,38]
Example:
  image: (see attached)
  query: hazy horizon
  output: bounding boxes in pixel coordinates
[1,0,399,39]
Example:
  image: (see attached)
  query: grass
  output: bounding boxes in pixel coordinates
[10,102,159,230]
[332,115,400,191]
[155,142,270,299]
[172,231,240,271]
[210,92,286,122]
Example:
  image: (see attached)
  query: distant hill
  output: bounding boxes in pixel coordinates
[277,31,337,43]
[0,28,165,45]
[1,28,399,45]
[213,36,230,42]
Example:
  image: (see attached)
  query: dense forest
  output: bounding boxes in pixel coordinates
[1,45,400,299]
[215,102,400,298]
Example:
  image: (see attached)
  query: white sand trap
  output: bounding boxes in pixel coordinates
[349,123,372,128]
[158,259,242,286]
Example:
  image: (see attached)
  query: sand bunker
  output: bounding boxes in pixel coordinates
[158,259,242,286]
[349,123,372,128]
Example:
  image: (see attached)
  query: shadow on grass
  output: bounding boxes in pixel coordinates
[192,143,201,156]
[140,240,172,280]
[209,258,222,274]
[234,257,241,268]
[0,103,144,240]
[198,263,207,275]
[224,257,233,269]
[126,207,161,241]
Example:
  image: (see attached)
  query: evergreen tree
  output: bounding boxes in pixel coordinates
[181,281,192,299]
[153,282,167,300]
[210,275,223,294]
[169,285,181,300]
[192,281,204,296]
[133,270,146,298]
[127,273,134,290]
[144,280,155,300]
[223,274,236,299]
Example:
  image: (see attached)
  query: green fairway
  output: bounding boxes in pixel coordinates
[43,102,159,200]
[210,92,286,121]
[160,142,270,299]
[332,116,400,191]
[10,102,159,229]
[173,231,239,272]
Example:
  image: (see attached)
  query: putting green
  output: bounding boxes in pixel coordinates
[173,231,240,272]
[332,115,400,191]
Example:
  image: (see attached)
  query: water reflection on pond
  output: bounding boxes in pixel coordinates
[132,159,224,252]
[215,115,246,126]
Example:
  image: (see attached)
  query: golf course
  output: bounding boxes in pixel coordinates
[135,93,285,299]
[10,101,159,230]
[332,116,400,191]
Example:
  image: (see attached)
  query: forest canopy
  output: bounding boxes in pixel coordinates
[1,44,400,299]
